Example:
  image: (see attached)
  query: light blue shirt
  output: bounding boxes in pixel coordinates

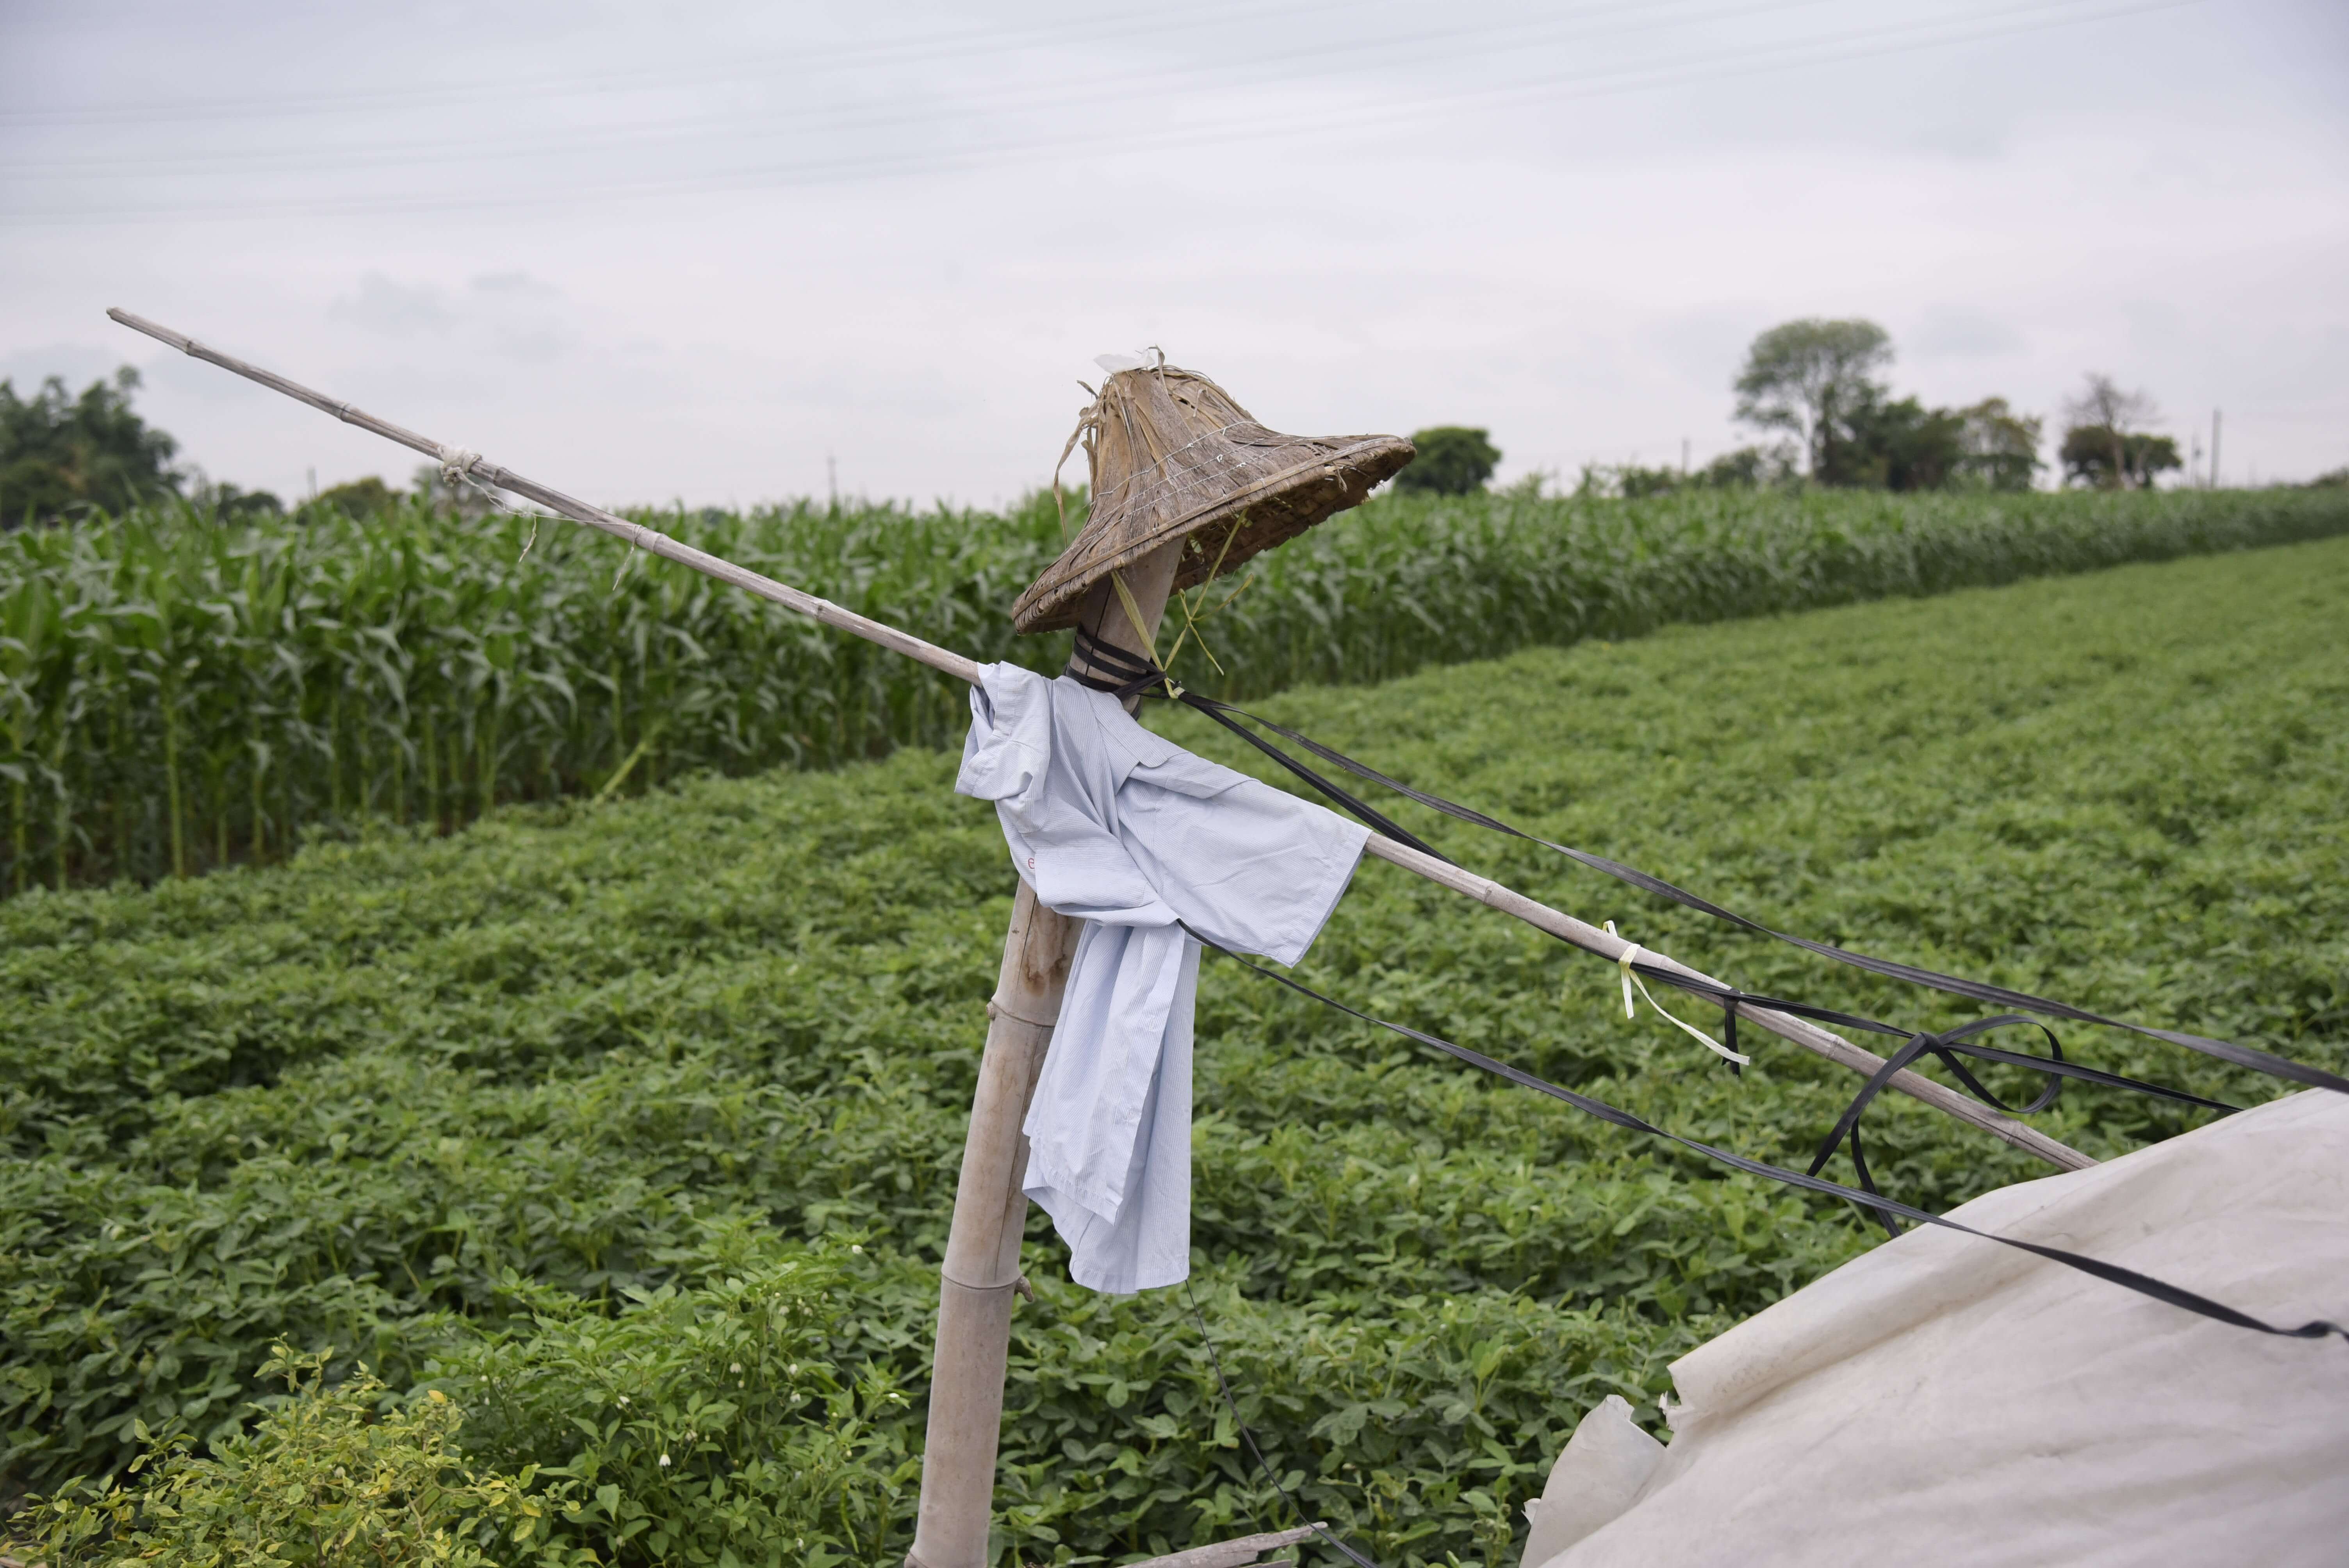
[957,664,1369,1294]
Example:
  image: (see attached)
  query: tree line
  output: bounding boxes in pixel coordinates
[1396,318,2208,500]
[2,370,525,528]
[1730,317,2184,494]
[1,370,192,525]
[0,338,2299,525]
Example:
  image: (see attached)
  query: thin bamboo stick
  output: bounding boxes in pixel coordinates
[109,306,2092,1176]
[1126,1524,1321,1568]
[1361,836,2094,1172]
[105,309,978,685]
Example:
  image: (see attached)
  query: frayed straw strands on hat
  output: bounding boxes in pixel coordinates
[1012,353,1414,635]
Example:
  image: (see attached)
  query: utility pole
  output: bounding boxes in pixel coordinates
[827,453,839,513]
[1681,437,1690,476]
[2210,410,2222,489]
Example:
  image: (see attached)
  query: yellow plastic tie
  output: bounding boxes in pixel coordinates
[1604,921,1752,1067]
[1108,571,1181,698]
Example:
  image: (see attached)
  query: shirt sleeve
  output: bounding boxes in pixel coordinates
[1117,764,1369,966]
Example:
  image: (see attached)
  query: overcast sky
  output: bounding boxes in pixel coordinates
[3,0,2343,509]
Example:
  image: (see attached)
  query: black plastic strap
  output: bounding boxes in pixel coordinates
[1065,628,2348,1101]
[1599,955,2233,1122]
[1809,1016,2058,1236]
[1066,632,2244,1191]
[1180,924,2346,1345]
[1068,628,1453,862]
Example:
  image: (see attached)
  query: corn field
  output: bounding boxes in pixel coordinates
[5,482,2345,896]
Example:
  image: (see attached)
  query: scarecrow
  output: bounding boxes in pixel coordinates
[913,355,1411,1566]
[107,310,2347,1568]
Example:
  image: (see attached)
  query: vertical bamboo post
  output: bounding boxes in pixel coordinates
[906,541,1185,1568]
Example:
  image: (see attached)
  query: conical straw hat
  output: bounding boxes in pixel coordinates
[1012,355,1413,634]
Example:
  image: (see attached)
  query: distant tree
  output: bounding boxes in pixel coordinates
[1571,460,1680,499]
[1733,318,1893,480]
[1694,444,1791,488]
[1953,397,2043,491]
[1615,462,1682,499]
[2307,466,2349,490]
[1699,450,1758,488]
[1395,426,1501,495]
[1834,390,1965,491]
[312,476,405,518]
[1572,446,1797,498]
[2060,426,2181,490]
[2060,374,2167,489]
[0,367,182,524]
[1728,321,2042,492]
[188,476,284,520]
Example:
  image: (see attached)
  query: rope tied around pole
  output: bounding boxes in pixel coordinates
[436,445,481,486]
[435,444,545,557]
[1607,920,1752,1067]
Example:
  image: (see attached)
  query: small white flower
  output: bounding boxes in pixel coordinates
[850,1244,863,1254]
[729,1363,743,1374]
[659,1453,671,1467]
[788,1364,798,1376]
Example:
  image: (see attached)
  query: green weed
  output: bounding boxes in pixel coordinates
[18,1343,574,1566]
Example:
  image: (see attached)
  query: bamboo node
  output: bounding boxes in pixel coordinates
[987,996,1058,1029]
[939,1267,1024,1294]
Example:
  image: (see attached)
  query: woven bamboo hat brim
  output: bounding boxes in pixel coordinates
[1012,359,1413,634]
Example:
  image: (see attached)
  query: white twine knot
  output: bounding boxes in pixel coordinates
[1604,920,1751,1067]
[436,445,481,486]
[433,444,547,559]
[611,524,656,592]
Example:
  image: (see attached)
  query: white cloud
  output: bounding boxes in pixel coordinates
[328,273,458,335]
[1909,306,2023,361]
[470,271,559,298]
[0,342,121,393]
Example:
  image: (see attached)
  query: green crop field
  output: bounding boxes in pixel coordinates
[6,536,2346,1565]
[7,484,2347,899]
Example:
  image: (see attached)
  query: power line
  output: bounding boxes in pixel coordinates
[0,0,1838,180]
[0,0,2207,227]
[0,0,1371,129]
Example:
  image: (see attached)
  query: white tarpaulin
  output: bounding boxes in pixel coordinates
[1522,1088,2349,1568]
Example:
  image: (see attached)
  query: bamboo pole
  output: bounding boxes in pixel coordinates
[1360,837,2094,1172]
[108,307,2094,1175]
[1127,1523,1321,1568]
[906,542,1187,1568]
[905,880,1078,1568]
